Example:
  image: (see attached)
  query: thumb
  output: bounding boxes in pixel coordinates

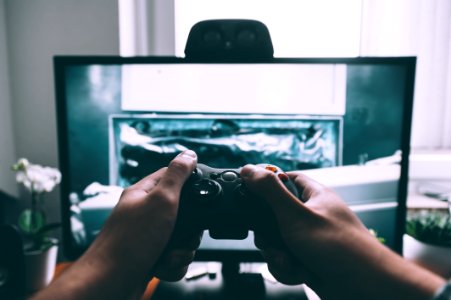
[158,150,198,189]
[240,164,308,222]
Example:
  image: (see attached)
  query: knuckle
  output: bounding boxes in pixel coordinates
[259,171,279,186]
[118,187,137,201]
[169,159,191,175]
[162,176,179,189]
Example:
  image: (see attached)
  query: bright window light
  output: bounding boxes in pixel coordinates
[175,0,362,57]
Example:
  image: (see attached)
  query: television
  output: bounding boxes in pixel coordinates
[54,56,416,261]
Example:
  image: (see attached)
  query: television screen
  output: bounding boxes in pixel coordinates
[55,56,415,261]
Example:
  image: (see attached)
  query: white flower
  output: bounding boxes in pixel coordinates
[12,159,61,194]
[17,158,29,169]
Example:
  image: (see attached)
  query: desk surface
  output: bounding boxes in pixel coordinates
[55,262,309,300]
[407,193,448,209]
[152,262,308,300]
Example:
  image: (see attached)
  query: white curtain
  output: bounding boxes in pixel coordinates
[361,0,451,150]
[0,0,18,196]
[119,0,175,56]
[413,0,451,149]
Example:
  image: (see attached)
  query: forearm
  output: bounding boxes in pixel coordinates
[363,245,445,300]
[319,236,446,300]
[31,152,197,300]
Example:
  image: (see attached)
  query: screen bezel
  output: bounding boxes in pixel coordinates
[54,55,416,262]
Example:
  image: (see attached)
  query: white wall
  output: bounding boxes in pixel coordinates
[4,0,119,222]
[0,0,17,197]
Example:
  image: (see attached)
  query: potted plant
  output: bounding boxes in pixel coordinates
[403,208,451,277]
[11,158,62,293]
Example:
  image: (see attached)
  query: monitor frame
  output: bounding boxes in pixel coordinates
[54,55,416,262]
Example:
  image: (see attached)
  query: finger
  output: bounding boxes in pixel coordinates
[153,264,190,282]
[155,150,197,199]
[153,250,196,281]
[168,230,203,250]
[261,248,314,285]
[241,164,308,218]
[287,171,326,202]
[183,231,203,251]
[254,233,320,285]
[129,168,166,193]
[254,232,271,251]
[157,249,196,269]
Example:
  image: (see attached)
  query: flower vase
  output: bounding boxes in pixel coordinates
[403,234,451,278]
[24,239,58,294]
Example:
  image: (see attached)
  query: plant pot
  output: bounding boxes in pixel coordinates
[403,234,451,278]
[24,239,58,294]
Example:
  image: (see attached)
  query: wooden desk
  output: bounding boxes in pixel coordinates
[54,262,160,300]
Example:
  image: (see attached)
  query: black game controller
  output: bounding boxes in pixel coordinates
[170,163,299,246]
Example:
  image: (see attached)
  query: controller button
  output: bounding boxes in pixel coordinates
[235,184,247,197]
[190,167,203,180]
[221,171,238,181]
[192,179,221,202]
[265,165,278,173]
[278,173,289,182]
[209,173,219,179]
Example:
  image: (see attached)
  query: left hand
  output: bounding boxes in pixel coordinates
[84,150,199,282]
[31,150,200,300]
[152,231,203,281]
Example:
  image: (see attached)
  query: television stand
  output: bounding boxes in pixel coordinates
[151,261,309,300]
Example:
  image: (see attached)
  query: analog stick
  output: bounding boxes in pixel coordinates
[191,179,222,202]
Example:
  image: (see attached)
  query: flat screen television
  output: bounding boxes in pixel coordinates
[54,56,416,261]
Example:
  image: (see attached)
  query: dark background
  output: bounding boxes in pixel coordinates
[343,64,405,164]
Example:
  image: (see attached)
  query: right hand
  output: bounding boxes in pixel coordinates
[241,165,445,300]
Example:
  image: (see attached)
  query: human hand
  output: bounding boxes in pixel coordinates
[89,150,199,282]
[31,150,200,300]
[152,231,203,281]
[241,165,445,300]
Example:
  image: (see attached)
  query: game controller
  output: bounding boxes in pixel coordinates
[170,163,299,246]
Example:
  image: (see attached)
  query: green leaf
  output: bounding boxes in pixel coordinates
[406,210,451,246]
[18,209,46,234]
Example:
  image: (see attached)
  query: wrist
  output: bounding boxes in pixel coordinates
[316,233,445,300]
[82,232,153,287]
[356,243,445,300]
[433,280,451,300]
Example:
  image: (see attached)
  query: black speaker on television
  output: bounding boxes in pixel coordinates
[184,19,274,61]
[0,225,25,300]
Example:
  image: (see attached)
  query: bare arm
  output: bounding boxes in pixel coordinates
[241,165,445,300]
[31,150,198,300]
